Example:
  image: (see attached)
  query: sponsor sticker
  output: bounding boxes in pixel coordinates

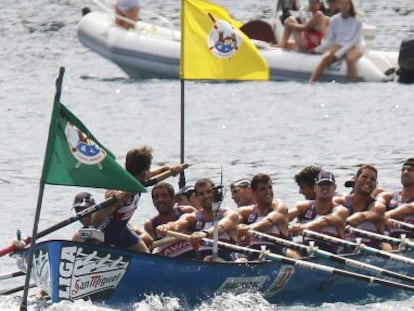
[59,245,129,300]
[217,276,268,294]
[263,265,294,297]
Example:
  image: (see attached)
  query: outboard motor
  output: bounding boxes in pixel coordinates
[397,37,414,84]
[82,7,91,16]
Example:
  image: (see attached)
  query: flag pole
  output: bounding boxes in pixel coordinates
[178,79,186,189]
[20,67,65,311]
[178,0,186,189]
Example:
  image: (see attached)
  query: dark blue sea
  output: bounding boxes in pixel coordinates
[1,0,414,310]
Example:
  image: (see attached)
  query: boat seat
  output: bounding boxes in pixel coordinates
[239,20,277,45]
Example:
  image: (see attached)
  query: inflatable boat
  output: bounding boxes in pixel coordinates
[77,1,401,82]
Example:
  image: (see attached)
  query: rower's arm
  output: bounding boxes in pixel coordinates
[155,214,191,237]
[288,201,307,222]
[302,206,348,238]
[144,219,156,240]
[386,203,414,221]
[347,202,385,225]
[90,190,124,227]
[347,208,386,234]
[375,191,392,207]
[255,210,290,237]
[149,163,186,178]
[203,210,239,238]
[236,206,252,224]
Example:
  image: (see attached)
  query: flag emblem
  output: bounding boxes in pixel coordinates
[65,122,107,167]
[207,13,241,59]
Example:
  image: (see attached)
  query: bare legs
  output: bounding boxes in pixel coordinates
[345,47,363,82]
[280,16,306,50]
[309,45,362,82]
[309,46,339,82]
[115,6,140,29]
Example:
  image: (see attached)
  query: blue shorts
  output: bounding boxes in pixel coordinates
[103,223,140,248]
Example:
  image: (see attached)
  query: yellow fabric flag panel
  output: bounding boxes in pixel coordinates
[181,0,269,80]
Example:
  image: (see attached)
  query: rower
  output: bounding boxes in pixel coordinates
[294,165,322,200]
[236,173,300,259]
[377,158,414,211]
[175,185,201,210]
[90,146,185,253]
[334,165,389,249]
[144,182,195,254]
[71,192,104,244]
[230,178,256,208]
[289,170,348,254]
[156,178,238,261]
[376,158,414,240]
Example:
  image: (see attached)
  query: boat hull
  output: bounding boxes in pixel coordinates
[77,11,398,83]
[15,240,414,306]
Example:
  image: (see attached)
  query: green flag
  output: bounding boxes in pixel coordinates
[41,67,146,193]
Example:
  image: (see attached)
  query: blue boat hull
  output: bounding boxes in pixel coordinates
[15,240,414,306]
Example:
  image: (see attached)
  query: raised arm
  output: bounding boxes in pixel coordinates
[90,190,126,227]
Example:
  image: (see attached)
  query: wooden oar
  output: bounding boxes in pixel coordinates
[152,236,181,248]
[0,271,25,281]
[387,218,414,231]
[0,196,116,257]
[144,163,190,187]
[303,229,414,266]
[0,283,36,295]
[166,230,414,292]
[346,226,414,250]
[248,230,414,284]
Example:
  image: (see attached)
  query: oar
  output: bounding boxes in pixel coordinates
[387,218,414,231]
[166,230,414,292]
[0,271,25,281]
[346,225,414,250]
[303,229,414,266]
[0,283,36,295]
[152,236,181,249]
[144,163,190,187]
[0,196,116,257]
[248,230,414,284]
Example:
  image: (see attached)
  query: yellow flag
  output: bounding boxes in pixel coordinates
[180,0,269,80]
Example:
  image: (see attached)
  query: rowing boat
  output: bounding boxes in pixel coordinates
[12,239,414,306]
[77,0,401,82]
